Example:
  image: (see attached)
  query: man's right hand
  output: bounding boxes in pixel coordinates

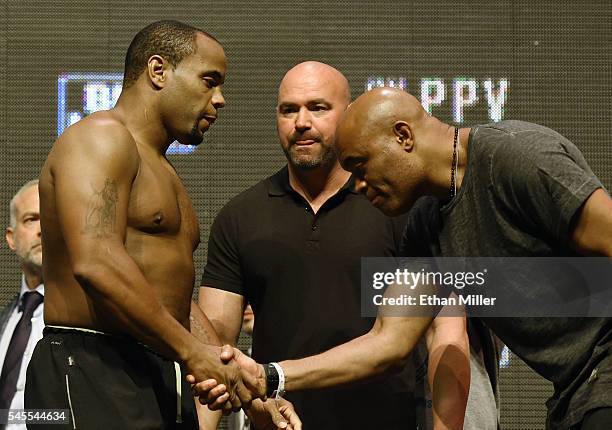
[185,343,256,413]
[188,345,267,412]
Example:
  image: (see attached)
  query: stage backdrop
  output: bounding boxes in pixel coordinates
[1,1,610,428]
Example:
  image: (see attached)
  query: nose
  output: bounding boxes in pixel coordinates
[295,107,311,131]
[212,86,225,109]
[355,179,368,193]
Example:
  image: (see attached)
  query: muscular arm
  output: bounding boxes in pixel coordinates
[270,274,438,391]
[191,301,223,429]
[278,314,432,391]
[190,301,224,346]
[198,287,245,346]
[570,188,612,256]
[426,315,469,430]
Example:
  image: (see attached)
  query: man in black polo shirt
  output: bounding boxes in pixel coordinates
[199,62,469,429]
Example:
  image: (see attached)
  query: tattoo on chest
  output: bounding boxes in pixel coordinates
[82,179,119,237]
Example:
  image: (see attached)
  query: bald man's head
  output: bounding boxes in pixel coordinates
[336,87,431,216]
[279,61,351,106]
[337,87,427,154]
[276,61,351,170]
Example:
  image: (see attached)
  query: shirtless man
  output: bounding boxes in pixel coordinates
[24,20,261,429]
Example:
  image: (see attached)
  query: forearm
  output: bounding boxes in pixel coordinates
[427,318,470,430]
[191,303,224,429]
[280,316,432,391]
[190,301,223,346]
[197,287,244,346]
[195,400,222,429]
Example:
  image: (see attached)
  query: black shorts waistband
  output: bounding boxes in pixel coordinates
[44,325,113,336]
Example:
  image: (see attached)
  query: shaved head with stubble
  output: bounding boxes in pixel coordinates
[276,61,351,170]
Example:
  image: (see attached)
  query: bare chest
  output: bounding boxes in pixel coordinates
[127,159,200,249]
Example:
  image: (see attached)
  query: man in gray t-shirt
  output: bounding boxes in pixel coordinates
[399,120,609,429]
[330,89,610,429]
[199,87,611,430]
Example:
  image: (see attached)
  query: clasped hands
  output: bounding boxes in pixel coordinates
[186,345,301,429]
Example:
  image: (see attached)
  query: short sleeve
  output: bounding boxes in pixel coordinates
[492,131,603,245]
[201,204,245,296]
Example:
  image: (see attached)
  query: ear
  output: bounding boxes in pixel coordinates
[393,121,415,152]
[147,55,168,89]
[6,227,16,251]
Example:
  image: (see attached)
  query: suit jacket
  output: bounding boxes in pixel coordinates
[0,294,19,337]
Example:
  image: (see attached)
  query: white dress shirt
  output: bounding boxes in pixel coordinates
[0,276,44,430]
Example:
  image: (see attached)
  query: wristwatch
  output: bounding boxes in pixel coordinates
[263,362,285,399]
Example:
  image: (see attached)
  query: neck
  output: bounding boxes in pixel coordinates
[22,267,42,290]
[288,161,351,209]
[424,122,470,200]
[113,88,173,155]
[453,127,470,197]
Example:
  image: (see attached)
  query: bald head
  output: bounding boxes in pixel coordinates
[276,61,351,170]
[279,61,351,106]
[337,87,427,154]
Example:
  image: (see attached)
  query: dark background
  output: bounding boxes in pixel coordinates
[1,1,610,428]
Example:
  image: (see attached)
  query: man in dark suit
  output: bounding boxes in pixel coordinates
[1,179,44,429]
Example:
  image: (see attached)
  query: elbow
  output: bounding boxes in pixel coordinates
[72,259,107,292]
[368,330,414,376]
[385,355,411,375]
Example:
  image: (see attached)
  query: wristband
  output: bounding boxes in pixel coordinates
[263,363,278,397]
[263,362,285,399]
[270,362,285,399]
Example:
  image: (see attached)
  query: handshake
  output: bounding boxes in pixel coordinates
[184,343,300,429]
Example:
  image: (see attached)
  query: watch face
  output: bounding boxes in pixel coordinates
[265,363,280,397]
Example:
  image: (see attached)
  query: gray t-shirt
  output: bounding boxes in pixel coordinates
[402,121,610,429]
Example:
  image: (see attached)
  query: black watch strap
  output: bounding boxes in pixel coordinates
[264,363,279,397]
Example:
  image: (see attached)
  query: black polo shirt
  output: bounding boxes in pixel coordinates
[202,166,416,429]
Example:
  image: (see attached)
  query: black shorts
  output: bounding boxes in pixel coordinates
[24,326,198,430]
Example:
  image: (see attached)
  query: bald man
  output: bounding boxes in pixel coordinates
[199,87,611,429]
[199,64,469,429]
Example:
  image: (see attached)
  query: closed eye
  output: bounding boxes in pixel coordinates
[203,77,219,88]
[343,156,366,174]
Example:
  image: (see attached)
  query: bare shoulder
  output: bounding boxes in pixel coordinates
[49,110,140,176]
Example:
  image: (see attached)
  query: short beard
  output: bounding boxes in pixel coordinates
[20,250,42,275]
[284,143,336,170]
[186,124,204,146]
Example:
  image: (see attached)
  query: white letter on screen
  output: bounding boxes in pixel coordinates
[84,83,112,113]
[483,79,508,122]
[452,79,478,123]
[420,79,445,114]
